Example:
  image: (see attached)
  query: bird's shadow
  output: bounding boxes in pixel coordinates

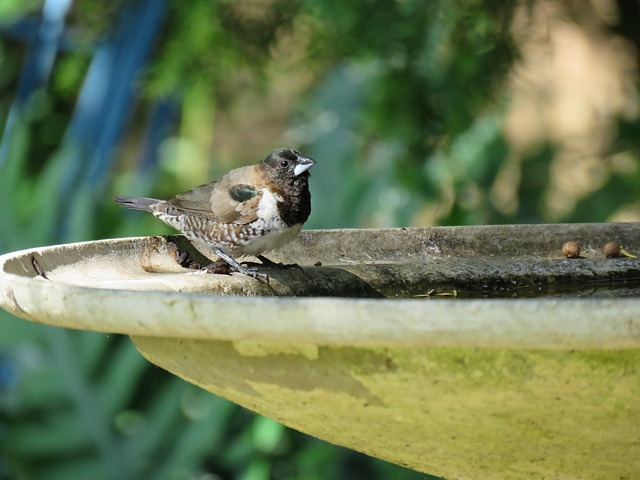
[142,235,383,298]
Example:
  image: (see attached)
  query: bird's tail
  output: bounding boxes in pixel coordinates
[114,196,160,212]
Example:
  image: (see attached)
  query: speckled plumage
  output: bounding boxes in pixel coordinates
[115,147,314,276]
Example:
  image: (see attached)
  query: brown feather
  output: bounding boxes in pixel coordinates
[167,165,265,225]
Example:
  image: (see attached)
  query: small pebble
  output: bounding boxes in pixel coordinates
[562,241,581,258]
[603,241,621,258]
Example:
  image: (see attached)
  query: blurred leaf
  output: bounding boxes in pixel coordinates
[0,0,41,25]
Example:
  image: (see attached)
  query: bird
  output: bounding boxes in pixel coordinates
[114,147,315,280]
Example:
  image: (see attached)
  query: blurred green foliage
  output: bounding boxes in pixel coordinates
[0,0,639,479]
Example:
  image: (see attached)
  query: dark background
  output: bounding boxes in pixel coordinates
[0,1,638,479]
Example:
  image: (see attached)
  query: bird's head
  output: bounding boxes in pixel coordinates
[261,147,315,184]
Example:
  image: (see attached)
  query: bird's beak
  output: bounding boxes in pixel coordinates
[293,155,315,176]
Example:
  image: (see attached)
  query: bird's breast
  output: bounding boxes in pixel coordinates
[256,188,285,223]
[233,223,303,258]
[230,189,296,257]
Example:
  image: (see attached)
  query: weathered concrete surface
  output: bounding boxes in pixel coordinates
[133,336,640,480]
[4,223,639,298]
[0,223,639,479]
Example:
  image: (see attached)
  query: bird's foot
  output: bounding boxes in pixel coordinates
[212,248,270,282]
[167,241,188,265]
[167,241,202,269]
[254,255,303,272]
[235,264,270,282]
[201,260,270,285]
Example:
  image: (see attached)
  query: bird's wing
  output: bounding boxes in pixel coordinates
[168,166,263,224]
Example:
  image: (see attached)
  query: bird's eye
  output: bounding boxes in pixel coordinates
[280,160,289,168]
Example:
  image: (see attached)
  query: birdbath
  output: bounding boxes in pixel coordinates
[1,223,639,480]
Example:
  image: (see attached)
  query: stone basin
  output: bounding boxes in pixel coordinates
[0,223,639,480]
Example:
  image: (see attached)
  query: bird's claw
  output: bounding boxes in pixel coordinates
[206,248,269,283]
[238,265,270,283]
[167,241,204,269]
[201,261,268,282]
[167,241,189,266]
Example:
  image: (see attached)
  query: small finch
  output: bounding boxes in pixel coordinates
[115,147,315,279]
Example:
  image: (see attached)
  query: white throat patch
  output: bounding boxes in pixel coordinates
[257,189,284,222]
